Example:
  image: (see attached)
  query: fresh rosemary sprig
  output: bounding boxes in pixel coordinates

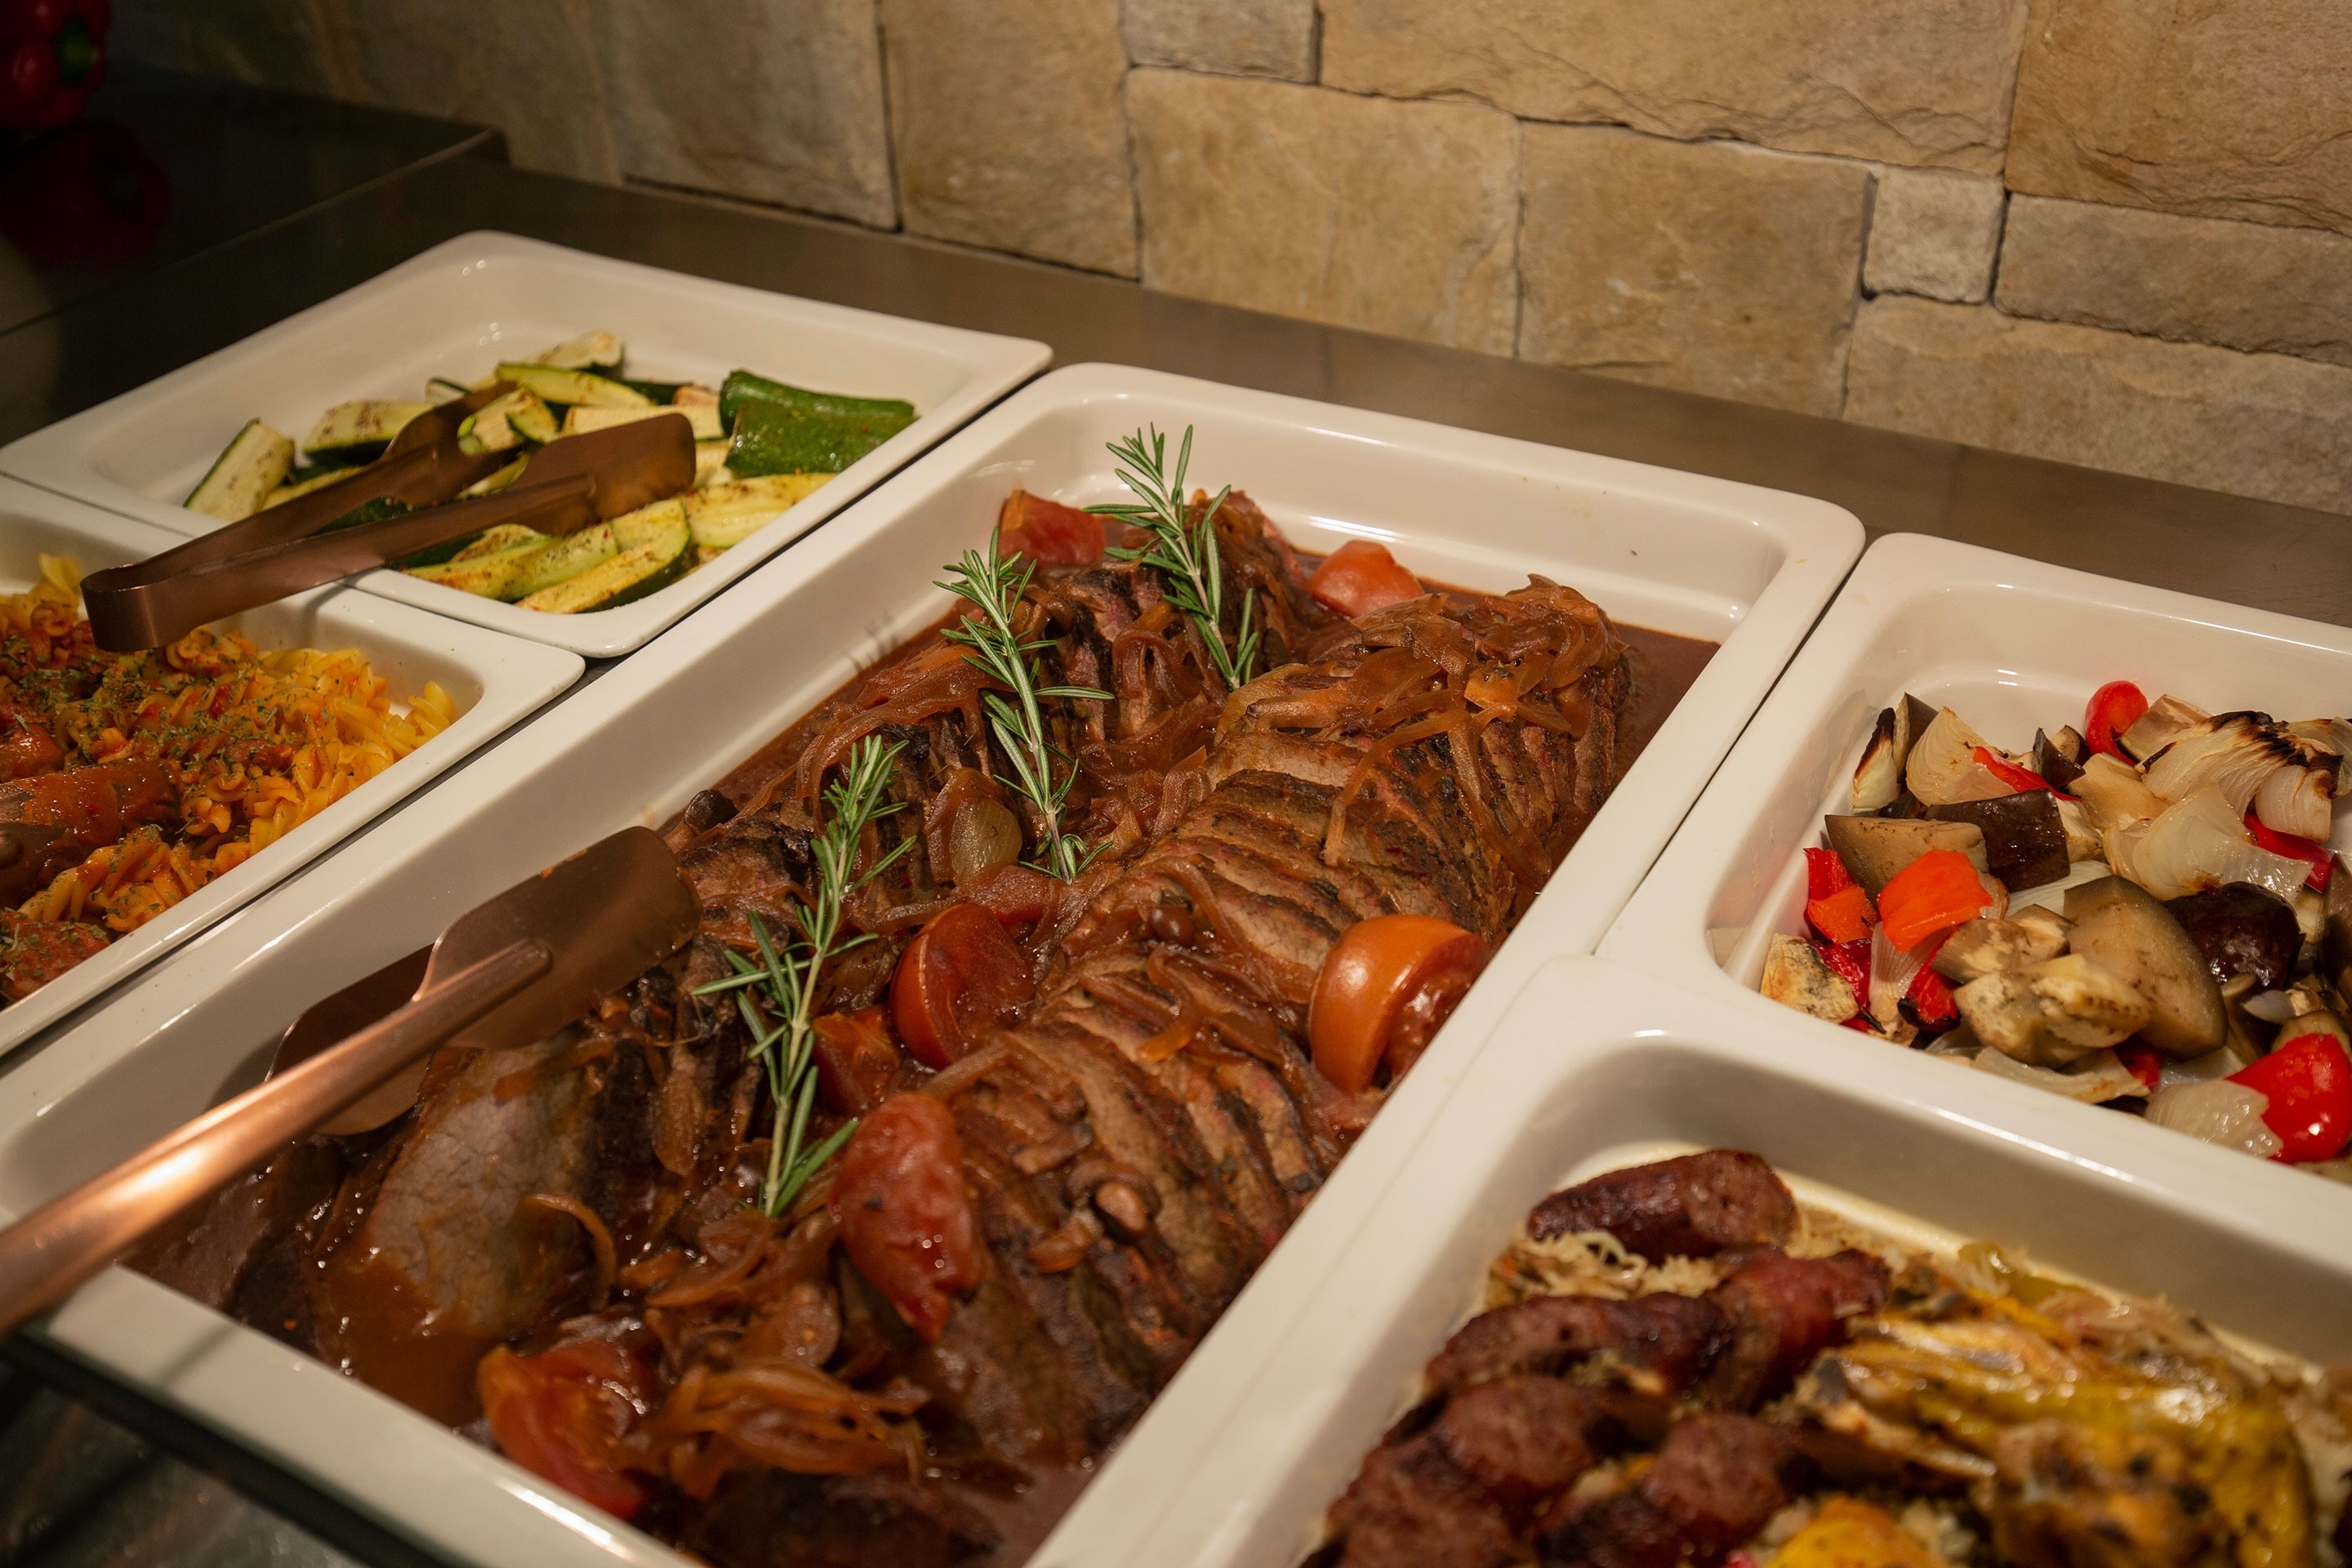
[938,528,1112,880]
[1087,425,1258,690]
[692,734,914,1217]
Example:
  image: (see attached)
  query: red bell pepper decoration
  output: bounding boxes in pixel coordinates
[1971,746,2074,801]
[2,0,110,132]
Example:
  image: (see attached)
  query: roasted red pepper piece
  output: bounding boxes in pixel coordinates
[1815,934,1869,1014]
[2230,1032,2352,1164]
[2117,1043,2164,1091]
[1904,963,1958,1028]
[1803,846,1855,902]
[0,0,110,131]
[2243,811,2333,891]
[1970,746,2075,801]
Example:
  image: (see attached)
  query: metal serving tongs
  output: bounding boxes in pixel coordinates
[0,826,699,1338]
[82,406,697,651]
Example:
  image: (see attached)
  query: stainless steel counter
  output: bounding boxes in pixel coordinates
[6,152,2345,627]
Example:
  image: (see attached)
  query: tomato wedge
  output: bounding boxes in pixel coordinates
[478,1335,658,1519]
[1308,914,1490,1093]
[892,902,1036,1069]
[1306,540,1426,617]
[811,1005,902,1116]
[998,489,1105,565]
[2084,680,2148,760]
[830,1093,983,1342]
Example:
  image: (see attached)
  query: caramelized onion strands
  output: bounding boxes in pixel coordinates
[519,1192,619,1310]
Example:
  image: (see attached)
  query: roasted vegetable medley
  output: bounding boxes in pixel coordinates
[182,330,914,614]
[1761,681,2352,1174]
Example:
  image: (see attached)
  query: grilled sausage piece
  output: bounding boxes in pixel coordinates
[1428,1291,1724,1395]
[1698,1249,1890,1413]
[1539,1414,1806,1568]
[1527,1151,1797,1259]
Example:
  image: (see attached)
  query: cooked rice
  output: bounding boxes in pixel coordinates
[2,559,454,950]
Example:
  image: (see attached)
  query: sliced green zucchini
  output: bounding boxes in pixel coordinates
[559,401,720,441]
[453,457,528,502]
[425,376,472,403]
[406,539,555,600]
[304,400,430,463]
[494,363,651,409]
[717,370,915,430]
[461,388,560,453]
[675,384,720,409]
[185,420,295,522]
[519,511,691,613]
[510,523,619,598]
[693,439,732,488]
[727,399,911,478]
[684,473,833,549]
[615,378,684,404]
[530,331,623,371]
[453,523,550,561]
[610,498,688,552]
[261,465,358,510]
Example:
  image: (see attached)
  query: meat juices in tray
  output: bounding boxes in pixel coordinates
[1318,1150,2352,1568]
[135,429,1711,1565]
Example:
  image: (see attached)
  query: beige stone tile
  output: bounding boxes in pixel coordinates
[1518,127,1869,417]
[1844,296,2352,514]
[596,0,893,228]
[1866,168,2004,304]
[1129,74,1518,355]
[1322,0,2026,172]
[163,0,361,98]
[2008,0,2352,237]
[880,0,1136,276]
[1123,0,1314,80]
[344,0,619,181]
[1997,196,2352,371]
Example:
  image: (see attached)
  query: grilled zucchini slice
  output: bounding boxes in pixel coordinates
[519,509,690,613]
[529,331,623,371]
[727,399,910,478]
[304,400,429,463]
[493,363,651,409]
[406,539,552,600]
[261,465,358,510]
[185,420,296,522]
[717,370,915,430]
[462,389,559,453]
[684,473,833,550]
[559,402,720,441]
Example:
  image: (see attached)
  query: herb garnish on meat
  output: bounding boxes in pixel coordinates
[693,733,912,1215]
[938,528,1114,880]
[1090,425,1259,690]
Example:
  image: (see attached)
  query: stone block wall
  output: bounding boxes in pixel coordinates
[120,0,2352,514]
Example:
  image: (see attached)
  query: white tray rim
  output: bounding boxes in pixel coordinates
[0,361,1865,1567]
[0,230,1050,658]
[0,474,582,1061]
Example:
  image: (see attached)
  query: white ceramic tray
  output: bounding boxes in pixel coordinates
[1040,957,2352,1568]
[0,363,1860,1567]
[1598,532,2352,1183]
[0,231,1049,658]
[0,474,581,1061]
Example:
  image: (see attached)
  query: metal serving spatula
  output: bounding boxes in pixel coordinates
[0,826,700,1337]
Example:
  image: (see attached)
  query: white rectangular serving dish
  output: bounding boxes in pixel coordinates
[1597,532,2352,1189]
[0,230,1049,658]
[0,474,581,1060]
[1044,957,2352,1568]
[0,363,1860,1567]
